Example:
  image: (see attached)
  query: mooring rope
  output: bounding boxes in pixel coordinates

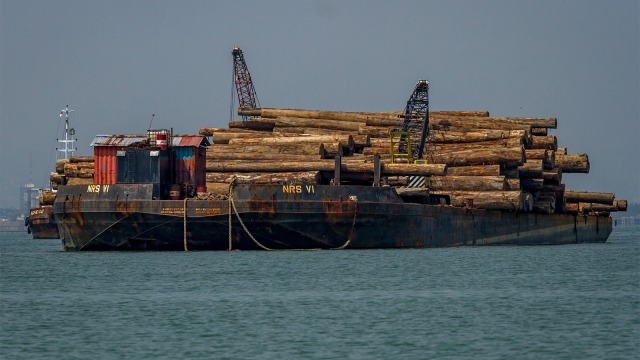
[78,213,134,251]
[226,179,357,251]
[331,198,358,250]
[228,179,273,251]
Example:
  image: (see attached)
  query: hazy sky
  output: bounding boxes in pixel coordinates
[1,0,638,208]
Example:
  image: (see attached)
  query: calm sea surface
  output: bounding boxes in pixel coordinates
[1,226,638,359]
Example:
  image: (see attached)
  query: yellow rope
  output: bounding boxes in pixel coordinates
[225,179,357,251]
[331,199,358,250]
[183,197,188,251]
[229,188,273,251]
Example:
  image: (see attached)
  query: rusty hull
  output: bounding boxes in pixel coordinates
[53,184,612,251]
[27,206,60,239]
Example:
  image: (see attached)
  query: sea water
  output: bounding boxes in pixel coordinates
[1,226,638,359]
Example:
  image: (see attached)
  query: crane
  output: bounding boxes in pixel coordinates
[231,46,260,121]
[389,80,430,188]
[390,80,430,163]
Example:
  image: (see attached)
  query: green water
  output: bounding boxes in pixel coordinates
[1,227,638,359]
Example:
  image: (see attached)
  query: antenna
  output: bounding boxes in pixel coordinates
[148,113,155,131]
[56,105,77,160]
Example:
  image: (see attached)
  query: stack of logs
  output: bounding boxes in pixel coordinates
[200,107,626,216]
[42,156,94,205]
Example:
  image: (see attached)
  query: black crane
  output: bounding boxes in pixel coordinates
[231,46,259,121]
[391,80,430,163]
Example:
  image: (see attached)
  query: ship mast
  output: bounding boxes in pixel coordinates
[57,105,77,159]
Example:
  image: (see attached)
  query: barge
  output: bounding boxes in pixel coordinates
[54,182,611,251]
[40,80,625,249]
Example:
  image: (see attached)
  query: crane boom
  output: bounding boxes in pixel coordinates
[399,80,430,160]
[232,46,259,120]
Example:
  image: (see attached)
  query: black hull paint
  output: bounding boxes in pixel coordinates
[54,184,612,251]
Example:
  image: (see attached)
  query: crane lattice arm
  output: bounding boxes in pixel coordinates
[398,80,430,160]
[232,46,259,120]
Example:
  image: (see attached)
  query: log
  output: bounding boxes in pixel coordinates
[69,155,94,163]
[204,182,231,195]
[228,120,275,131]
[351,135,371,147]
[430,117,532,131]
[65,177,93,186]
[244,109,490,118]
[209,131,291,144]
[501,167,519,178]
[319,143,346,158]
[238,108,554,129]
[273,116,361,131]
[272,127,354,136]
[520,178,544,192]
[425,129,529,144]
[206,151,322,161]
[578,202,617,213]
[613,200,627,211]
[564,190,615,205]
[565,202,579,215]
[370,136,523,151]
[446,165,501,176]
[50,172,63,184]
[206,143,322,156]
[431,111,490,117]
[555,154,589,173]
[63,162,95,178]
[358,125,390,138]
[362,146,391,156]
[557,147,568,155]
[240,108,401,125]
[525,149,554,169]
[530,135,557,150]
[517,160,543,178]
[427,176,507,191]
[543,183,565,198]
[424,147,525,167]
[524,149,548,160]
[365,117,404,127]
[430,190,533,211]
[531,128,548,136]
[205,159,447,176]
[542,168,562,183]
[200,127,270,136]
[40,192,56,206]
[55,159,69,174]
[382,112,554,128]
[394,188,432,203]
[228,135,353,146]
[484,116,556,129]
[206,171,321,184]
[505,178,520,190]
[424,137,524,152]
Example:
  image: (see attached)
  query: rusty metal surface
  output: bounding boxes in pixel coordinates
[91,135,147,147]
[53,183,612,251]
[91,135,210,148]
[94,146,120,184]
[174,146,207,189]
[172,136,210,147]
[27,206,60,239]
